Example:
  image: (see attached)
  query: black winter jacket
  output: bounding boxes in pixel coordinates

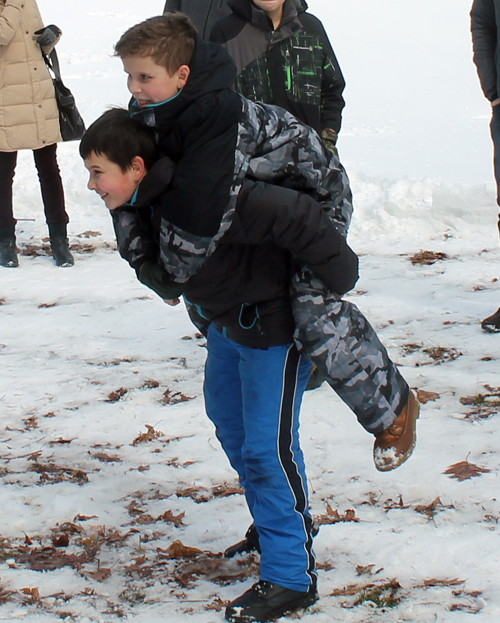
[471,0,500,101]
[163,0,231,38]
[128,35,353,286]
[210,0,345,134]
[113,162,358,348]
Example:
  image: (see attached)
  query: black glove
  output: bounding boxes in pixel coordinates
[137,261,185,300]
[35,25,61,48]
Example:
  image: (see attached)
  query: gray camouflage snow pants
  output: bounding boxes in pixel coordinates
[291,267,409,435]
[185,271,409,437]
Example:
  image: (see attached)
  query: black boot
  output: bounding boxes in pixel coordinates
[48,223,74,267]
[0,224,18,268]
[225,580,318,622]
[224,524,261,558]
[224,522,319,559]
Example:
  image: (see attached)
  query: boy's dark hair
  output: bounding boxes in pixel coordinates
[114,14,196,75]
[79,108,159,172]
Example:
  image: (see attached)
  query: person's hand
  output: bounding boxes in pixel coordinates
[137,260,185,300]
[164,298,181,306]
[34,25,61,48]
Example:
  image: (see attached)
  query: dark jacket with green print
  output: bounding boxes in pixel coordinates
[210,0,345,134]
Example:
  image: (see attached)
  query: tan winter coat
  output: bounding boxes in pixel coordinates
[0,0,61,152]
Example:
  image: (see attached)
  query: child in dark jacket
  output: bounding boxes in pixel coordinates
[210,0,345,153]
[104,13,419,621]
[81,107,342,622]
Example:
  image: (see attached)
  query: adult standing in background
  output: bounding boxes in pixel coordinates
[0,0,74,268]
[471,0,500,331]
[163,0,231,38]
[210,0,345,153]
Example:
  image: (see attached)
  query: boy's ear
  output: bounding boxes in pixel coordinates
[177,65,190,89]
[131,156,147,181]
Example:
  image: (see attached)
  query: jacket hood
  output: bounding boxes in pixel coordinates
[228,0,307,28]
[130,34,236,123]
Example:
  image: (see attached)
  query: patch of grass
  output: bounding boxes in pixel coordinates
[354,580,402,609]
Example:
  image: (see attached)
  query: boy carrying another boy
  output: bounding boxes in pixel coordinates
[80,13,419,621]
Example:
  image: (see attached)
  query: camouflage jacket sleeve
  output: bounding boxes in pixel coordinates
[241,98,353,237]
[111,207,159,273]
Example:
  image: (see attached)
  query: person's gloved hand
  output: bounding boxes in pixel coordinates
[321,128,339,157]
[35,25,61,48]
[137,260,185,301]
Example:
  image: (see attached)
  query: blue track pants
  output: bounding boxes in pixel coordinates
[204,324,316,591]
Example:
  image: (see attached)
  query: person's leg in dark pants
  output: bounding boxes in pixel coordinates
[0,151,19,267]
[482,106,500,331]
[33,144,74,266]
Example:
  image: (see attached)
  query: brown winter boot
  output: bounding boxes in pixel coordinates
[373,390,420,472]
[481,307,500,333]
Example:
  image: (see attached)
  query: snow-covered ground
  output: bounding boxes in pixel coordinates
[1,1,499,621]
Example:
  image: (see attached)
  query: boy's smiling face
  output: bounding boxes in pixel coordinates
[84,152,145,210]
[122,56,190,107]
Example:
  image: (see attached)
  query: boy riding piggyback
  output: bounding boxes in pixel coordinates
[80,12,418,622]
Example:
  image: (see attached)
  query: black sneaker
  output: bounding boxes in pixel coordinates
[481,307,500,333]
[225,580,318,622]
[224,522,319,559]
[0,238,18,267]
[50,236,74,267]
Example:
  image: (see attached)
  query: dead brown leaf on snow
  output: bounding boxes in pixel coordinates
[410,250,448,265]
[105,388,128,403]
[18,547,89,571]
[443,460,491,482]
[205,596,230,612]
[356,564,383,576]
[173,554,259,588]
[87,567,112,582]
[92,452,121,463]
[460,388,500,421]
[132,425,165,445]
[420,346,462,365]
[420,578,466,587]
[30,463,89,486]
[414,496,454,518]
[51,534,70,548]
[416,389,440,403]
[315,504,359,525]
[161,389,194,405]
[157,510,185,527]
[176,482,243,503]
[78,230,101,238]
[141,379,160,389]
[158,540,205,560]
[383,495,410,511]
